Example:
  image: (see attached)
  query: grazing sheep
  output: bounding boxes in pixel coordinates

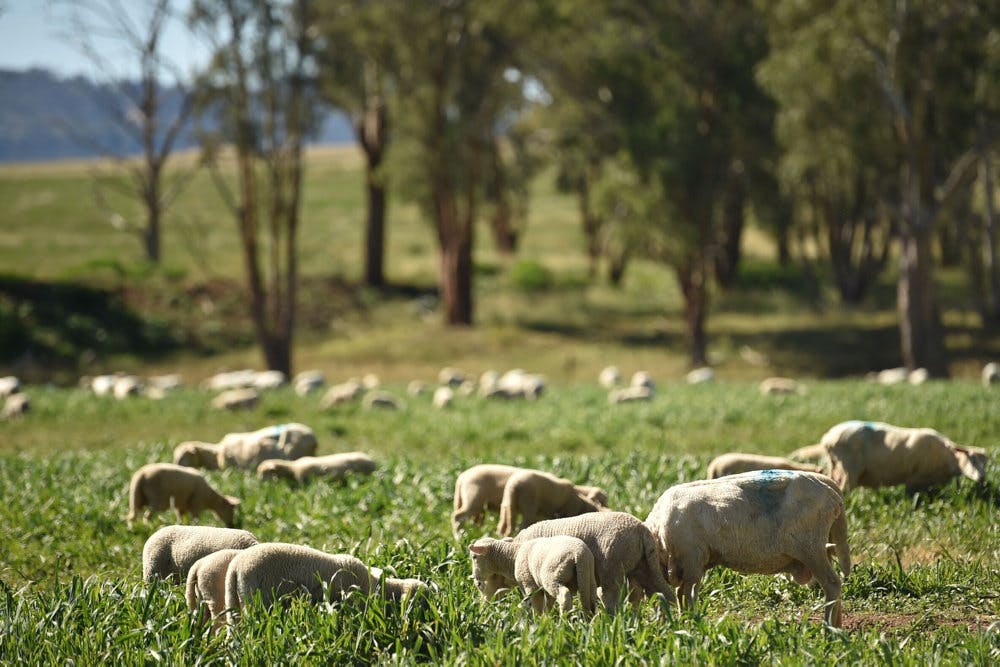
[224,543,427,622]
[293,370,326,396]
[113,375,144,400]
[908,368,929,385]
[608,386,653,404]
[217,423,318,470]
[686,367,714,384]
[251,370,286,390]
[787,443,830,466]
[478,370,500,395]
[759,377,802,395]
[439,367,466,386]
[872,367,908,385]
[707,453,823,479]
[459,379,478,396]
[432,386,454,409]
[128,463,241,528]
[186,548,244,630]
[257,452,377,484]
[497,470,605,537]
[362,390,403,410]
[320,379,364,407]
[407,380,428,396]
[174,442,222,470]
[494,369,545,400]
[203,369,256,391]
[142,525,258,583]
[645,470,850,626]
[148,374,183,391]
[1,392,30,420]
[211,388,259,411]
[516,536,598,615]
[472,511,674,614]
[817,421,988,492]
[0,376,21,398]
[598,366,621,389]
[452,464,523,537]
[630,371,655,391]
[983,362,1000,387]
[89,374,118,397]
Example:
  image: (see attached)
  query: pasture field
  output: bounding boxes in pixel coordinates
[1,380,998,664]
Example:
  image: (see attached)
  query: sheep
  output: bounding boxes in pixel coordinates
[113,375,144,400]
[186,548,244,630]
[706,453,824,479]
[630,371,655,391]
[148,374,183,392]
[451,464,607,538]
[0,375,21,398]
[251,370,286,390]
[645,470,850,626]
[407,380,428,396]
[759,377,803,395]
[598,366,621,389]
[516,536,598,615]
[320,379,363,407]
[478,370,499,395]
[362,390,403,410]
[128,463,241,528]
[787,443,830,467]
[215,423,318,470]
[908,368,929,385]
[686,367,714,384]
[1,392,29,420]
[496,369,545,400]
[211,388,259,411]
[224,543,427,622]
[174,442,222,470]
[497,469,606,537]
[362,373,381,389]
[203,369,256,391]
[816,420,989,492]
[142,524,258,582]
[439,367,466,386]
[293,370,326,396]
[459,379,478,396]
[432,386,454,409]
[608,386,653,404]
[983,362,1000,387]
[471,511,675,614]
[257,452,377,484]
[89,374,118,396]
[872,367,908,385]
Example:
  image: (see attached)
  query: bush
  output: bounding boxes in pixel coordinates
[509,260,553,292]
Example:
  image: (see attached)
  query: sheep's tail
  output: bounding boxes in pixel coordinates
[185,567,202,618]
[127,472,144,523]
[829,507,852,579]
[576,558,597,616]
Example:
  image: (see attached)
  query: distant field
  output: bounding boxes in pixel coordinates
[0,381,997,662]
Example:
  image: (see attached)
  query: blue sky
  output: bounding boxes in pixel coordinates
[0,0,208,79]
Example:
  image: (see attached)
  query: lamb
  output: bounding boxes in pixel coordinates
[644,470,851,627]
[1,392,30,420]
[176,423,318,471]
[983,362,1000,387]
[439,367,466,386]
[211,388,259,411]
[494,369,545,400]
[0,375,21,398]
[816,420,988,492]
[203,369,256,391]
[113,375,144,400]
[497,469,606,537]
[224,543,427,622]
[686,367,714,384]
[706,453,823,479]
[362,390,403,410]
[630,371,655,391]
[759,377,803,395]
[128,463,241,528]
[432,386,454,409]
[407,380,428,396]
[142,524,258,582]
[320,379,364,407]
[470,511,675,614]
[186,548,244,629]
[598,366,620,389]
[608,386,653,404]
[451,464,607,538]
[469,535,597,616]
[251,370,286,390]
[257,452,377,484]
[293,370,326,396]
[174,441,222,470]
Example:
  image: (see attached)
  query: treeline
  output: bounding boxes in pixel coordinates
[52,0,1000,377]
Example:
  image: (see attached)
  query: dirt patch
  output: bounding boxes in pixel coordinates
[840,611,997,633]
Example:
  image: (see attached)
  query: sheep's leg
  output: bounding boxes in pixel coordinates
[800,551,842,627]
[524,586,545,614]
[553,585,574,614]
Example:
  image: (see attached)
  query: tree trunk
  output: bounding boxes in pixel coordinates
[608,249,629,286]
[436,187,473,326]
[364,171,387,287]
[676,258,709,367]
[144,194,161,263]
[897,227,947,376]
[981,145,1000,323]
[714,178,745,288]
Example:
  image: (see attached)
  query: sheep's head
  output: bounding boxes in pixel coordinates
[576,485,609,508]
[257,459,294,481]
[468,537,516,597]
[174,442,214,469]
[955,446,989,484]
[220,496,241,528]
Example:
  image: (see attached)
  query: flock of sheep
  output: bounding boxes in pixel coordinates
[118,363,992,633]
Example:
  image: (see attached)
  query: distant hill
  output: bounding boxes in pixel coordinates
[0,68,354,163]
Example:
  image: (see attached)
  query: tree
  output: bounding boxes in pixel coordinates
[312,1,397,288]
[190,0,317,375]
[55,0,196,264]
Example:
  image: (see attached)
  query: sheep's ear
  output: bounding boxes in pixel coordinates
[501,537,514,543]
[956,450,986,483]
[469,543,487,555]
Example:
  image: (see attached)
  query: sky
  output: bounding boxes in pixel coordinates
[0,0,209,80]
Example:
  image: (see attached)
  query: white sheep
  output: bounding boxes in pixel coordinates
[257,452,377,484]
[706,453,824,479]
[89,374,118,396]
[203,369,256,391]
[175,423,318,471]
[362,390,403,410]
[872,367,908,385]
[644,470,851,627]
[148,374,183,392]
[432,386,454,409]
[451,464,606,538]
[630,371,655,391]
[598,366,621,389]
[759,377,803,395]
[478,370,499,395]
[1,392,29,420]
[439,367,466,386]
[320,379,364,407]
[142,524,258,582]
[983,362,1000,387]
[113,375,144,400]
[817,420,989,492]
[251,370,286,390]
[211,388,259,411]
[293,370,326,396]
[224,543,427,622]
[128,463,241,528]
[608,386,653,404]
[497,469,606,537]
[0,375,21,398]
[407,380,428,396]
[470,511,674,614]
[361,373,381,390]
[516,536,598,615]
[908,368,929,385]
[186,548,244,630]
[686,367,714,384]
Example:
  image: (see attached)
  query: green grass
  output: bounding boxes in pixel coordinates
[1,381,998,663]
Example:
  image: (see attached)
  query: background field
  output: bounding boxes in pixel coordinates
[0,381,997,663]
